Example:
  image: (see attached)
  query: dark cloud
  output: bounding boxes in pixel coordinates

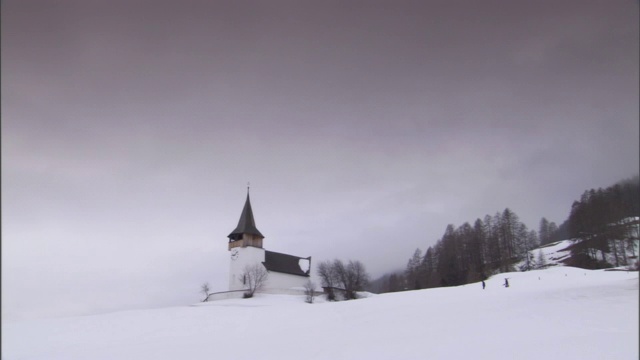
[2,0,638,320]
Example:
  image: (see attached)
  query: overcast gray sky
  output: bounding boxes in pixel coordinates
[2,0,638,321]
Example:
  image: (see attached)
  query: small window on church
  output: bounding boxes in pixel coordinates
[243,274,246,285]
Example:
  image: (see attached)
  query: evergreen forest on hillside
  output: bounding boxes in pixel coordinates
[370,175,640,294]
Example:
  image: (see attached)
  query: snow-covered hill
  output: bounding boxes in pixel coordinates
[522,236,640,270]
[3,266,638,360]
[533,239,574,266]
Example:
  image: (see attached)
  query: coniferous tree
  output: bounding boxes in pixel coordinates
[536,249,547,269]
[458,222,474,279]
[520,230,538,271]
[470,219,487,278]
[539,218,551,245]
[421,246,437,288]
[484,214,501,270]
[501,209,517,262]
[437,224,465,286]
[388,272,406,292]
[405,248,423,290]
[548,222,559,241]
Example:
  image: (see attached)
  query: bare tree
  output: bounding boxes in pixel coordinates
[317,260,338,300]
[200,282,211,302]
[317,259,370,300]
[347,260,370,297]
[333,259,349,297]
[241,263,269,298]
[304,280,317,303]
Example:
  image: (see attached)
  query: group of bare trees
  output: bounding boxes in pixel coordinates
[317,259,370,300]
[200,259,369,302]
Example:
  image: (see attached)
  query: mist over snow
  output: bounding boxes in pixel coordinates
[3,266,638,360]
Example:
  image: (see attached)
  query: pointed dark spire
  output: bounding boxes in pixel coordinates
[228,189,264,240]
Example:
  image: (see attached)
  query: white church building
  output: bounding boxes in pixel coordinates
[218,189,312,298]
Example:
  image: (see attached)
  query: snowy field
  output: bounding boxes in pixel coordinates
[2,266,638,360]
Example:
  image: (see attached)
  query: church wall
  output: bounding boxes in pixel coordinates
[265,271,310,290]
[229,246,266,291]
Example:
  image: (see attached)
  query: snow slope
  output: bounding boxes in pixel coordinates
[3,266,638,360]
[526,237,640,270]
[535,239,573,265]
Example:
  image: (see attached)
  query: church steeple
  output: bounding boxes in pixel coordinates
[228,188,264,249]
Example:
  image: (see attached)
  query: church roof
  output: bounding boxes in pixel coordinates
[228,192,264,240]
[263,250,310,277]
